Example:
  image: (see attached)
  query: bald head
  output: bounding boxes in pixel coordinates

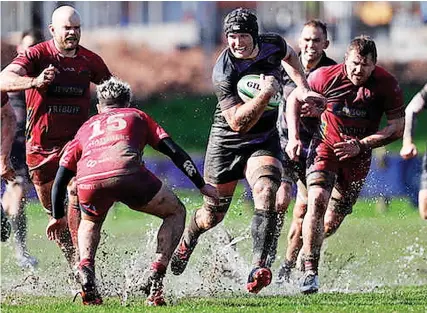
[49,6,81,54]
[51,6,81,26]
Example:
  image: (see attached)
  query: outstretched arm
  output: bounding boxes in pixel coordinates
[157,138,218,199]
[400,84,427,159]
[281,44,310,91]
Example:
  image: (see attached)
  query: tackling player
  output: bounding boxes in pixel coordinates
[2,29,44,269]
[46,77,218,306]
[0,5,111,273]
[286,36,405,294]
[170,7,325,294]
[400,83,427,219]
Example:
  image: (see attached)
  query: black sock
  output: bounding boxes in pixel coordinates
[251,209,277,268]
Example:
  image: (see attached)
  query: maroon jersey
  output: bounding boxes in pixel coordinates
[308,63,404,149]
[60,108,170,183]
[1,91,9,107]
[11,39,111,151]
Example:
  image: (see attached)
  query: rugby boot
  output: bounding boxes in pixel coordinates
[170,239,195,275]
[246,267,272,294]
[145,271,166,306]
[299,270,319,294]
[78,265,103,305]
[16,252,38,269]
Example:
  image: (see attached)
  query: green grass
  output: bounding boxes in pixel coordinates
[1,188,427,312]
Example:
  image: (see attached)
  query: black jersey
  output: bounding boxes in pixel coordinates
[210,33,287,148]
[278,52,336,147]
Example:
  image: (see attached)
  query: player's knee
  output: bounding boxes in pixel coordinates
[419,190,427,220]
[251,166,281,201]
[197,196,232,229]
[276,182,292,213]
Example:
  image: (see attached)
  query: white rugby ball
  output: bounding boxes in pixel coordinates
[237,74,282,110]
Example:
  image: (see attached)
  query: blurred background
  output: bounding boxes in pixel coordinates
[1,1,427,207]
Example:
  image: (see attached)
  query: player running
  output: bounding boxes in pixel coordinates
[2,29,44,269]
[0,5,111,273]
[286,35,405,294]
[400,83,427,219]
[1,92,16,242]
[46,77,218,306]
[268,20,337,275]
[170,7,325,294]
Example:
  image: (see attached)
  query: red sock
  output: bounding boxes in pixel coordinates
[79,258,94,269]
[150,262,166,274]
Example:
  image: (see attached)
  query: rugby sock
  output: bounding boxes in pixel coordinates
[251,209,277,268]
[11,212,27,256]
[150,262,166,275]
[304,255,319,273]
[79,258,95,269]
[284,259,296,269]
[183,212,206,249]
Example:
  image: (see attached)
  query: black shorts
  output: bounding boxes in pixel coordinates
[204,132,283,184]
[278,132,309,185]
[421,152,427,190]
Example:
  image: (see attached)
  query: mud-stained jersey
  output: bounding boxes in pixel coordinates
[211,33,287,148]
[309,63,404,149]
[11,39,111,151]
[60,108,169,183]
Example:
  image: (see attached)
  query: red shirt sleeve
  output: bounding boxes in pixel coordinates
[141,112,170,148]
[59,139,82,172]
[307,68,327,94]
[90,54,112,84]
[11,46,41,75]
[382,76,405,120]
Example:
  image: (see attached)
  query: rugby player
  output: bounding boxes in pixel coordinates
[286,35,405,294]
[46,77,218,305]
[0,5,111,272]
[400,83,427,219]
[268,20,337,277]
[1,92,16,242]
[170,8,325,294]
[2,29,44,268]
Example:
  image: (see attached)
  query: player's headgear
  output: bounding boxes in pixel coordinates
[223,8,259,42]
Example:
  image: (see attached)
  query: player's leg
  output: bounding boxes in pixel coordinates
[33,181,77,268]
[171,141,241,276]
[171,180,237,276]
[277,182,308,283]
[2,175,38,268]
[300,170,335,294]
[129,181,185,306]
[244,154,282,293]
[265,180,292,268]
[419,158,427,219]
[67,177,81,265]
[1,205,11,242]
[76,181,115,306]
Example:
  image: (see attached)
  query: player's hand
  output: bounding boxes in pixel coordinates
[46,217,68,241]
[400,142,418,160]
[200,184,219,202]
[33,64,58,89]
[300,102,325,118]
[300,90,327,116]
[286,138,303,161]
[260,74,280,96]
[0,159,16,181]
[333,136,361,161]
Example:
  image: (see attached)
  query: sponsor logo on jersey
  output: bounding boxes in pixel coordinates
[48,105,81,115]
[183,160,196,177]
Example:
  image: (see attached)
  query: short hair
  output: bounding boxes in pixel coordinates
[21,29,44,44]
[346,35,377,63]
[303,19,328,38]
[96,77,132,107]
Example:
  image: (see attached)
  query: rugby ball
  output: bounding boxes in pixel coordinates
[237,74,282,110]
